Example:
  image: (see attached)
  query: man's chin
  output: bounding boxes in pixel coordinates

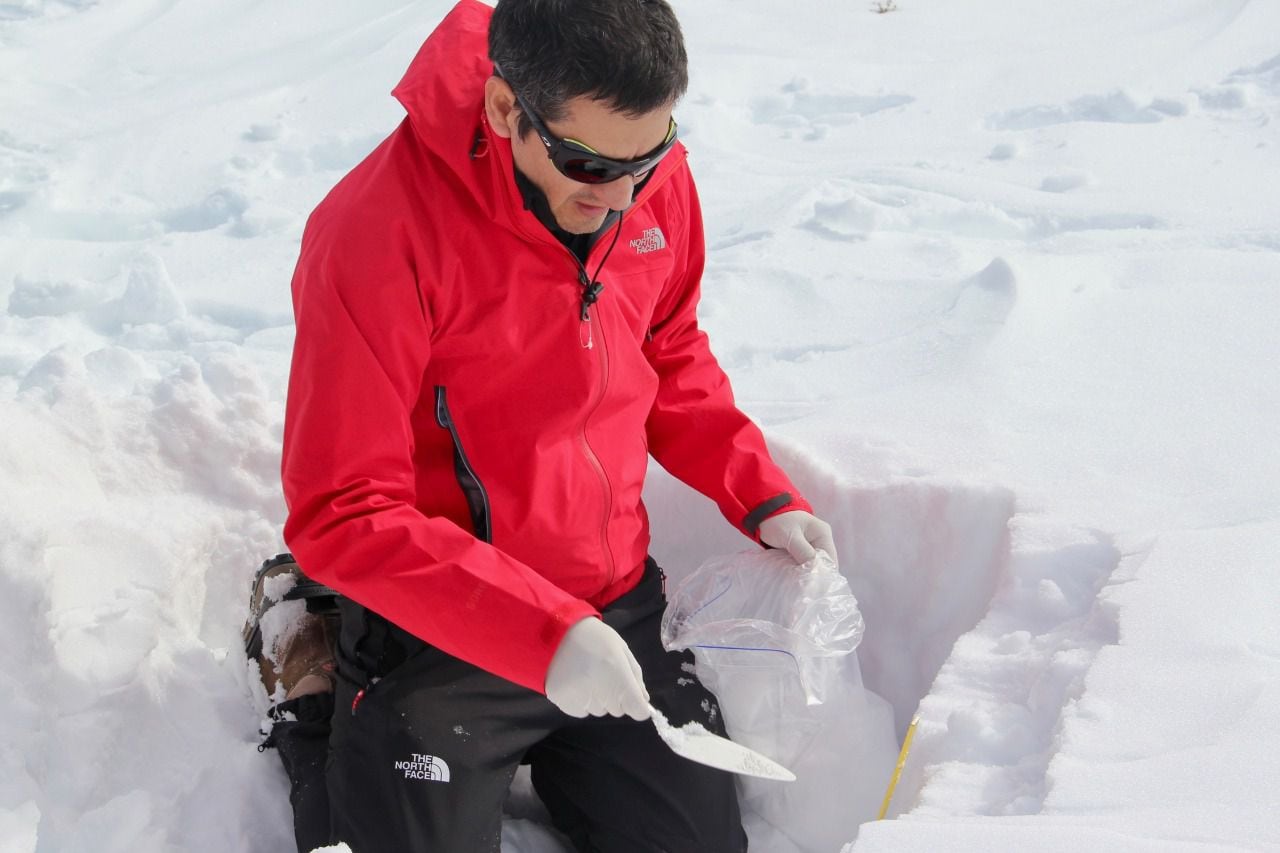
[556,202,611,235]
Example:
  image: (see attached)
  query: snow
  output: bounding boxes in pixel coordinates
[647,704,703,750]
[2,1,1278,851]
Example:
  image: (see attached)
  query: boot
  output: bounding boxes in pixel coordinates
[243,554,339,702]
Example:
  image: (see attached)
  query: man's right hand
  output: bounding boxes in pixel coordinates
[545,617,651,721]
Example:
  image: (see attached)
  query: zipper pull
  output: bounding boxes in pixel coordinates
[577,269,603,349]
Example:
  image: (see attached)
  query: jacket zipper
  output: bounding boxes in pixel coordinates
[554,166,684,592]
[434,386,493,543]
[570,255,617,591]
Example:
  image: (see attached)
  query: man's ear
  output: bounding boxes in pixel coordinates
[484,76,517,140]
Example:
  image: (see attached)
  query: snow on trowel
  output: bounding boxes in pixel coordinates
[648,704,796,782]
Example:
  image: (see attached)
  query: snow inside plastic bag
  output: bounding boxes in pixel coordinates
[662,549,897,852]
[661,549,864,705]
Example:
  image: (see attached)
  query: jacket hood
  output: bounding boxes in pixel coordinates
[391,0,495,183]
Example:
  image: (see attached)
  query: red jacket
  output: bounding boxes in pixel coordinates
[281,0,810,693]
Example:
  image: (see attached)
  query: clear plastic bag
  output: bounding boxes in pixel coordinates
[661,549,896,853]
[660,549,864,705]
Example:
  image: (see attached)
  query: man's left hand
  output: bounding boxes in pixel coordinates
[758,510,838,566]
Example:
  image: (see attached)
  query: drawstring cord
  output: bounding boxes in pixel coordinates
[579,210,625,349]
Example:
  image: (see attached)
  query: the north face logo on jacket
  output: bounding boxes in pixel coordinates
[630,227,667,254]
[394,752,451,782]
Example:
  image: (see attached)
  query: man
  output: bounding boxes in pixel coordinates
[257,0,837,850]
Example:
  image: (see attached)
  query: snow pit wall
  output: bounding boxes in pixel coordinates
[644,437,1016,786]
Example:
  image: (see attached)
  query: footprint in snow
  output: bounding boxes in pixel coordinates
[798,182,1028,243]
[987,142,1020,161]
[751,77,913,140]
[1197,52,1280,112]
[1039,173,1092,193]
[7,276,99,319]
[160,187,250,233]
[232,128,384,184]
[243,121,284,143]
[988,90,1189,131]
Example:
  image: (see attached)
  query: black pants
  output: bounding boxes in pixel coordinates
[268,692,335,853]
[273,559,747,853]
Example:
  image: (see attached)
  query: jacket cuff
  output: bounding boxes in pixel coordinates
[742,492,814,543]
[534,598,600,694]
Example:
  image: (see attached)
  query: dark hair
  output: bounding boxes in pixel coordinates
[489,0,689,137]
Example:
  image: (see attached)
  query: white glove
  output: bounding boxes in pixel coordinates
[759,510,838,566]
[545,617,651,721]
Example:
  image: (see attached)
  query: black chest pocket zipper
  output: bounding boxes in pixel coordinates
[434,386,493,544]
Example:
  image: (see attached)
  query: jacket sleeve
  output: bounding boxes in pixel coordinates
[280,213,595,693]
[641,175,813,541]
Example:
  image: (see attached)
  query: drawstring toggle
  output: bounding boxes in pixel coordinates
[579,281,605,322]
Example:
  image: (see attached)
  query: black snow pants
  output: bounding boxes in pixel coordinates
[271,558,748,853]
[265,691,334,853]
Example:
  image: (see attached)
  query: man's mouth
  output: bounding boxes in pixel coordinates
[575,201,608,217]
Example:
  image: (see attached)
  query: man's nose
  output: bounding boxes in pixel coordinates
[591,174,637,212]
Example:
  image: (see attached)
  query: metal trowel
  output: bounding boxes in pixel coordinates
[648,704,796,782]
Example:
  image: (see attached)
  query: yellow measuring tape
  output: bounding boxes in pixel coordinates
[877,714,920,820]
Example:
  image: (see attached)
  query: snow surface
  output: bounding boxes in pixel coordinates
[2,0,1278,851]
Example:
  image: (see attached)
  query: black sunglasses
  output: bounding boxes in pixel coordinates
[496,68,678,185]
